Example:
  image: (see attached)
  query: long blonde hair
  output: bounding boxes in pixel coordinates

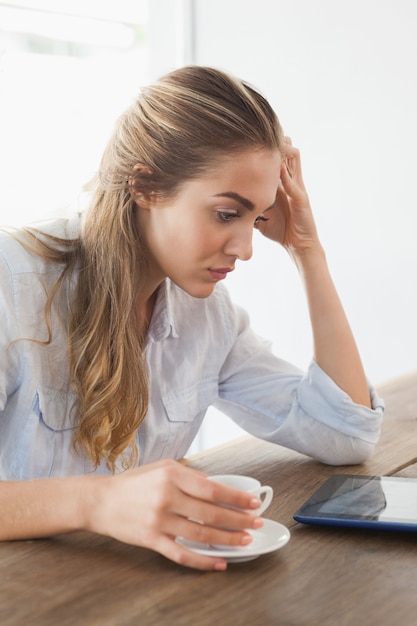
[22,66,284,471]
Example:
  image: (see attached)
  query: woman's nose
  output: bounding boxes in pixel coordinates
[224,229,253,261]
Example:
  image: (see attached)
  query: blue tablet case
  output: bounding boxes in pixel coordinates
[293,474,417,531]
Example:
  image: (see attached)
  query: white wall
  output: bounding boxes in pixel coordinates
[192,0,417,384]
[187,0,417,450]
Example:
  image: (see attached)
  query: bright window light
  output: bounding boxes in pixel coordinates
[0,1,149,225]
[0,6,136,48]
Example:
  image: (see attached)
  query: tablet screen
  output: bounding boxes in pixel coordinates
[293,474,417,530]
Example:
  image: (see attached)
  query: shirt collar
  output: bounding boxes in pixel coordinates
[147,279,179,342]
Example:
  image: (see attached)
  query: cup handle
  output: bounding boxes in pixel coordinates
[257,486,273,515]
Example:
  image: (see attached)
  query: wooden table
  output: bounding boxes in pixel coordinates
[1,371,417,626]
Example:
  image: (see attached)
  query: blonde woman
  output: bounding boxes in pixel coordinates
[0,66,383,570]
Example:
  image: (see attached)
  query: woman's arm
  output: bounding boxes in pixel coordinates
[257,139,371,407]
[0,460,263,570]
[293,244,371,407]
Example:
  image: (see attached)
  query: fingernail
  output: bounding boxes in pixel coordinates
[214,560,227,571]
[253,517,264,529]
[241,534,253,545]
[250,497,261,508]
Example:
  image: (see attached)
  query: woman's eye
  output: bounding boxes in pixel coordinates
[254,215,269,226]
[217,211,239,222]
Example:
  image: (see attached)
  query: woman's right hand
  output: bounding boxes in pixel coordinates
[84,459,264,570]
[255,137,320,256]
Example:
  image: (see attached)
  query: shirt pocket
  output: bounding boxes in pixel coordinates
[38,386,79,431]
[10,386,80,479]
[159,377,218,457]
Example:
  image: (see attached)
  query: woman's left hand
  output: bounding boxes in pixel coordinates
[255,138,320,255]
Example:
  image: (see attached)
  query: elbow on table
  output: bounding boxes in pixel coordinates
[317,438,376,466]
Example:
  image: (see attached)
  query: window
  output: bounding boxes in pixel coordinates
[0,0,149,225]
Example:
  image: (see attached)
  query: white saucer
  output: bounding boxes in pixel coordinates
[176,518,290,563]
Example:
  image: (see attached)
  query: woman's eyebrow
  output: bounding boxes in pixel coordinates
[212,191,255,211]
[213,191,275,213]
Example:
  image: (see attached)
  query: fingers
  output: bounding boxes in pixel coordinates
[155,512,256,550]
[281,138,299,175]
[137,460,261,520]
[156,534,228,571]
[177,474,264,532]
[145,465,264,559]
[156,467,264,538]
[158,461,261,515]
[191,474,261,511]
[279,137,308,200]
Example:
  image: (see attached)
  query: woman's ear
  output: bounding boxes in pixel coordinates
[128,163,154,208]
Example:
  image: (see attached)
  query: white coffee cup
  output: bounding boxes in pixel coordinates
[208,474,273,548]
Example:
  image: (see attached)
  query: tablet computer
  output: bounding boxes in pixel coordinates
[293,474,417,531]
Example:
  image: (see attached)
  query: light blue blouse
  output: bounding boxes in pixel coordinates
[0,217,384,479]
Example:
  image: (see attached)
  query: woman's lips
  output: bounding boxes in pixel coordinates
[208,267,234,280]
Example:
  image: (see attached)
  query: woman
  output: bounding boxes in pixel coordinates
[0,66,383,570]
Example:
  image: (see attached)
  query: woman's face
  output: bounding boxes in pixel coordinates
[137,149,282,299]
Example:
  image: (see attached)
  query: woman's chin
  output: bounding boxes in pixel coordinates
[175,281,218,299]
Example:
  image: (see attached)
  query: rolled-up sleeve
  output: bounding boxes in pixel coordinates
[270,361,384,465]
[214,299,384,466]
